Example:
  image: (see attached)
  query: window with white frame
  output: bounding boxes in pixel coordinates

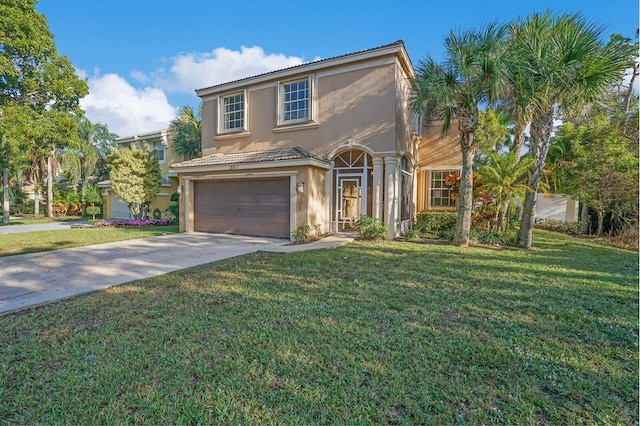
[222,92,245,131]
[281,78,309,123]
[429,170,458,208]
[152,141,165,162]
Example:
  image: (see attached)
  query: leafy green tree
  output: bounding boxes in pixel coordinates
[507,11,631,248]
[170,105,202,161]
[83,182,103,206]
[0,0,88,222]
[411,22,508,246]
[550,113,638,236]
[475,108,511,158]
[108,147,161,220]
[59,116,117,215]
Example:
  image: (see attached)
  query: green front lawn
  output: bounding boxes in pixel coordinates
[0,230,637,424]
[0,225,179,257]
[5,216,84,225]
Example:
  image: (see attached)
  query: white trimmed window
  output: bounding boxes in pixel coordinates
[152,141,165,162]
[429,170,457,208]
[280,78,309,123]
[222,92,245,131]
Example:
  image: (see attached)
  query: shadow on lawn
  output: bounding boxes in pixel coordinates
[1,231,636,424]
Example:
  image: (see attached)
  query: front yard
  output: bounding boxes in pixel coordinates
[0,230,637,424]
[0,225,179,257]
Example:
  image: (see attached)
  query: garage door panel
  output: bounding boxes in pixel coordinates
[194,178,290,238]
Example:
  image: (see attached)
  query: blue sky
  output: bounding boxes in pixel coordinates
[36,0,639,137]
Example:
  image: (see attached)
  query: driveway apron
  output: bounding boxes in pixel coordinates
[0,233,287,314]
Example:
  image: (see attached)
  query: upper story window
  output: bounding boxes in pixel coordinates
[152,141,165,162]
[222,92,245,131]
[280,78,309,124]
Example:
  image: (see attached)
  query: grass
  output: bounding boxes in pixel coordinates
[0,225,179,257]
[6,216,84,225]
[0,230,637,424]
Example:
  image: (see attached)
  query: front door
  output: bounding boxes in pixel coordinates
[336,175,362,231]
[332,149,373,233]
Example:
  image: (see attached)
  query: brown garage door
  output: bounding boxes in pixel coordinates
[194,178,290,238]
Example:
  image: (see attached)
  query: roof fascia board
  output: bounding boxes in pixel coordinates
[170,157,331,174]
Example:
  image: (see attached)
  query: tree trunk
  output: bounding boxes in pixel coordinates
[519,109,554,249]
[580,202,590,234]
[454,136,475,247]
[46,154,54,218]
[497,120,527,231]
[624,62,639,116]
[3,167,9,225]
[34,183,40,216]
[496,204,506,233]
[81,178,87,216]
[510,120,527,161]
[596,210,604,236]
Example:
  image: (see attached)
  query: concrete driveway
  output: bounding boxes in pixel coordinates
[0,232,352,315]
[0,220,88,234]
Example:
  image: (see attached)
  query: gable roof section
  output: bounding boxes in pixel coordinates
[196,40,413,98]
[170,146,330,172]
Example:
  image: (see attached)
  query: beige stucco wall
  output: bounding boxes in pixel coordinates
[418,124,462,168]
[416,123,463,212]
[201,62,403,159]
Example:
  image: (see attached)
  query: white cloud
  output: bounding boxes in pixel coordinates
[80,71,177,137]
[76,46,314,137]
[150,46,311,93]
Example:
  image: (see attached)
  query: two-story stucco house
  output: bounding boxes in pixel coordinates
[170,40,461,240]
[100,129,179,219]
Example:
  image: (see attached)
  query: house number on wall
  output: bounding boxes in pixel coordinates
[229,165,238,170]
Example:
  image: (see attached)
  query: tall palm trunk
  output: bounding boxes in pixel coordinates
[2,167,9,225]
[46,153,54,218]
[497,120,528,230]
[34,182,40,216]
[454,132,475,247]
[519,108,554,248]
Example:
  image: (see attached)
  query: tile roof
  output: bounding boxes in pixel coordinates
[196,40,406,93]
[170,146,329,169]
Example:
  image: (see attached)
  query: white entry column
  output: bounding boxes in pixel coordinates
[372,156,384,220]
[384,155,399,239]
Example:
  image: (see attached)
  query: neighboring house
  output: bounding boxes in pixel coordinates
[99,129,179,219]
[170,40,462,240]
[535,193,578,222]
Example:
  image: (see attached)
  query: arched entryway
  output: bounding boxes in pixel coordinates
[332,149,373,232]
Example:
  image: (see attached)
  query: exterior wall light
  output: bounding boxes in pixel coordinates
[296,181,305,193]
[177,185,183,194]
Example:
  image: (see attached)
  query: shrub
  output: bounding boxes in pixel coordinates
[535,219,582,236]
[438,228,455,241]
[472,230,508,246]
[405,228,422,239]
[165,192,179,221]
[292,225,311,244]
[355,215,387,241]
[415,212,457,234]
[94,218,175,228]
[86,206,101,220]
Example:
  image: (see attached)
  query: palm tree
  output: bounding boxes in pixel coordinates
[170,105,202,161]
[508,11,631,248]
[59,117,116,215]
[476,151,533,232]
[411,22,508,246]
